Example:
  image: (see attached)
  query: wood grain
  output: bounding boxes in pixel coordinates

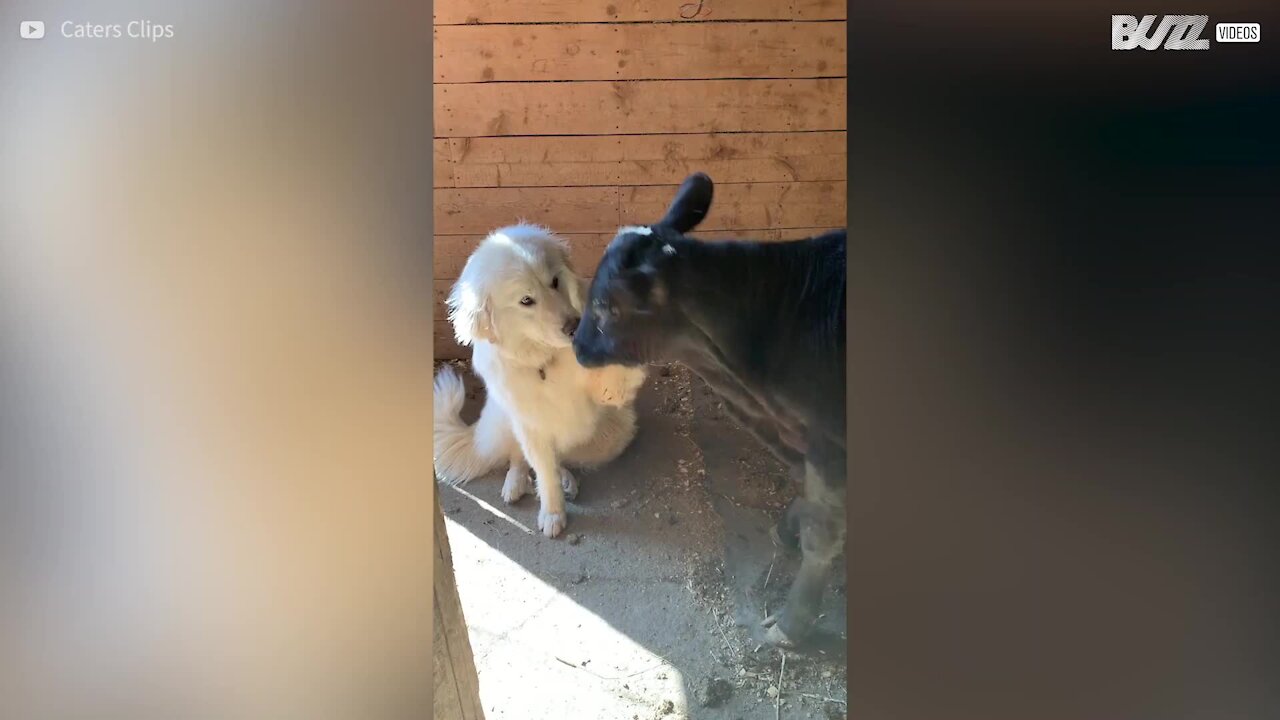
[437,322,467,360]
[684,226,842,242]
[434,139,455,188]
[622,181,846,229]
[434,186,621,234]
[434,232,617,279]
[432,490,486,720]
[439,132,845,188]
[435,79,846,137]
[434,181,844,236]
[434,0,845,25]
[435,22,845,83]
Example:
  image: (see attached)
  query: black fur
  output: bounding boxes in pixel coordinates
[574,173,847,646]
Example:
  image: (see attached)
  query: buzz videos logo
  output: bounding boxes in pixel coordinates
[1112,15,1262,50]
[1113,15,1209,49]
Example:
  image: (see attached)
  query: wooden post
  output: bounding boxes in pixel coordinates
[433,486,487,720]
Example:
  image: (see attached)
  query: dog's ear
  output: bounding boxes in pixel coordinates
[547,236,589,314]
[565,267,588,314]
[446,279,497,345]
[654,172,713,233]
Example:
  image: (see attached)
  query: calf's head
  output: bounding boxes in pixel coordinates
[573,172,714,367]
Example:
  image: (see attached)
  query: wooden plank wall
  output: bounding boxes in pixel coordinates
[434,0,847,358]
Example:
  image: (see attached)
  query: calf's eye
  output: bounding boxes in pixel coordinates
[520,296,535,307]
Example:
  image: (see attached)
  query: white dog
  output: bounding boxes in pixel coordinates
[433,224,647,537]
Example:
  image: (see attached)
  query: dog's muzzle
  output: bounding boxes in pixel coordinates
[563,316,580,337]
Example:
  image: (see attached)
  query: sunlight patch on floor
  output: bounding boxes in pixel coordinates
[445,517,689,719]
[448,484,536,536]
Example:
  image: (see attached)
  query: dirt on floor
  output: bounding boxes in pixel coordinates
[438,360,847,720]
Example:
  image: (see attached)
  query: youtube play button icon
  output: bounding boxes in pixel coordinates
[20,20,46,39]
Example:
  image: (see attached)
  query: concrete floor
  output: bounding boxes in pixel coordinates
[438,362,847,720]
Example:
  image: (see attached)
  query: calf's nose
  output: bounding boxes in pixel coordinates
[563,316,580,337]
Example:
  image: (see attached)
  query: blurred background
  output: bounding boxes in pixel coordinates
[1,2,434,719]
[848,1,1280,718]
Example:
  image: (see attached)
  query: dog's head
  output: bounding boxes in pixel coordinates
[447,224,587,353]
[573,172,714,367]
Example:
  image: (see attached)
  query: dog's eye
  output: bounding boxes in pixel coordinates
[550,275,559,290]
[520,296,535,307]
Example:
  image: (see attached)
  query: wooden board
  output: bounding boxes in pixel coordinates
[437,323,467,360]
[434,0,846,25]
[621,181,846,229]
[437,132,845,188]
[435,22,845,83]
[433,489,487,720]
[435,79,846,137]
[684,226,843,242]
[434,181,846,235]
[434,139,454,188]
[434,232,616,279]
[434,186,621,234]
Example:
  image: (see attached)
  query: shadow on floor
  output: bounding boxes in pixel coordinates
[439,362,847,720]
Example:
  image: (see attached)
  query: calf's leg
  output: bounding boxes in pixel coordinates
[772,494,806,552]
[703,379,808,551]
[763,440,846,647]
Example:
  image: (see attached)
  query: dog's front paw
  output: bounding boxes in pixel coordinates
[501,466,531,504]
[620,367,646,401]
[596,386,624,407]
[559,468,579,501]
[591,366,645,407]
[538,508,567,538]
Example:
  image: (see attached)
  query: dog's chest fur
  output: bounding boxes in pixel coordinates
[472,343,601,450]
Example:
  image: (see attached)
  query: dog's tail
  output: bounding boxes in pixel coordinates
[433,364,511,485]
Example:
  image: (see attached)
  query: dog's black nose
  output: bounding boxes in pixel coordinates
[563,316,580,337]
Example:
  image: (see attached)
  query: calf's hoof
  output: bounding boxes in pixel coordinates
[770,521,801,553]
[761,613,799,649]
[762,597,825,649]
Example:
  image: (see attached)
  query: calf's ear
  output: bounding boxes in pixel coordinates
[655,172,713,233]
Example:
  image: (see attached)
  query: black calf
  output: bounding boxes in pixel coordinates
[573,172,847,647]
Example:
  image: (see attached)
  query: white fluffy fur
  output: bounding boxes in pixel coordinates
[434,223,647,537]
